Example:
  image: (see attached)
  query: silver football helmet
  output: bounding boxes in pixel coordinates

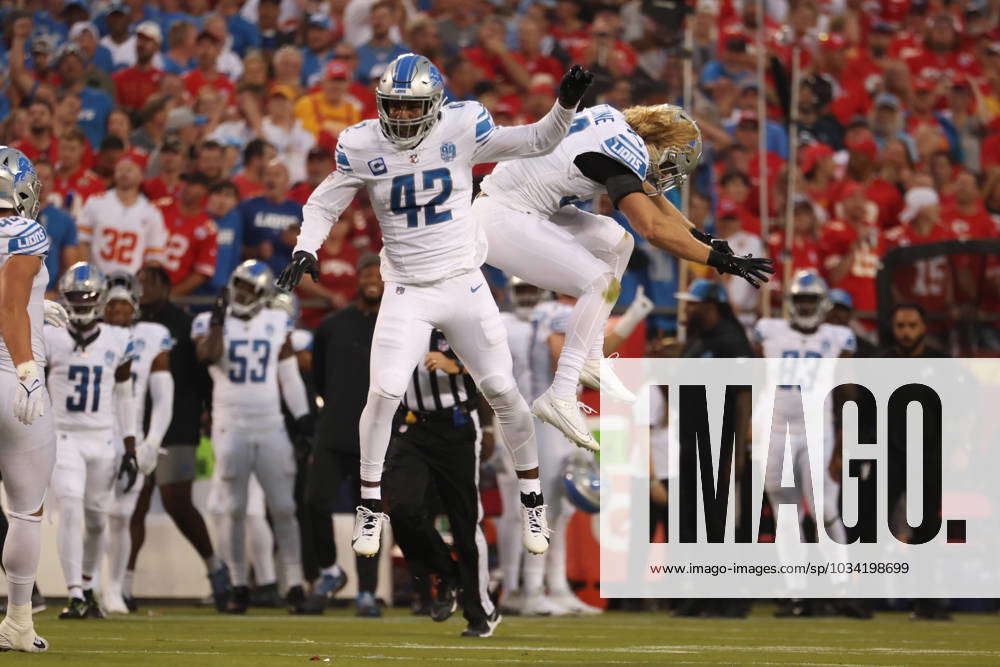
[0,146,42,219]
[228,260,274,318]
[269,291,299,319]
[787,269,831,331]
[375,53,446,150]
[508,276,548,322]
[58,262,108,326]
[644,105,702,195]
[105,271,142,324]
[562,452,600,514]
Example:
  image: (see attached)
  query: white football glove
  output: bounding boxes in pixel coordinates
[612,285,655,338]
[136,438,165,476]
[43,300,69,328]
[13,361,46,426]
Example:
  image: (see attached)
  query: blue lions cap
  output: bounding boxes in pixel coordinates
[828,289,853,309]
[675,279,728,303]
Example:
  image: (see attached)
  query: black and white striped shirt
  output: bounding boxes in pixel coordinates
[402,330,478,414]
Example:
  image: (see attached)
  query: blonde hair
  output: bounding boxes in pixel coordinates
[622,105,699,152]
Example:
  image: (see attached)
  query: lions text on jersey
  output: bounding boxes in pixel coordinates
[128,321,174,434]
[192,307,291,427]
[0,216,49,372]
[482,104,649,217]
[44,324,135,433]
[295,100,575,285]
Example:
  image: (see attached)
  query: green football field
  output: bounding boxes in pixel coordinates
[21,605,1000,665]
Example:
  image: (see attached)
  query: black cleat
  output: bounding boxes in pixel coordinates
[430,580,459,623]
[58,597,89,620]
[31,586,46,614]
[286,585,307,614]
[834,599,873,619]
[226,586,250,614]
[83,589,105,619]
[356,591,381,618]
[774,598,811,618]
[461,608,502,638]
[124,595,138,613]
[209,564,232,612]
[299,570,348,615]
[250,582,282,608]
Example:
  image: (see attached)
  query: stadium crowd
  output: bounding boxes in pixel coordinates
[2,0,1000,622]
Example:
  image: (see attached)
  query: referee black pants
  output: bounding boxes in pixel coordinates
[383,412,494,624]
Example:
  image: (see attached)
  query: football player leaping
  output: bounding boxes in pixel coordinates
[193,260,312,614]
[277,53,594,573]
[100,272,174,614]
[474,104,774,449]
[46,263,139,620]
[0,147,54,651]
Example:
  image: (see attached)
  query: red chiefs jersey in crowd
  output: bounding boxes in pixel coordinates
[881,222,957,321]
[819,220,884,317]
[158,203,219,285]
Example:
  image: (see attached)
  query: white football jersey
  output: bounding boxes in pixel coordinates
[192,307,291,426]
[78,191,168,275]
[45,323,135,433]
[0,215,49,372]
[499,311,532,401]
[528,300,573,402]
[129,321,174,435]
[754,318,856,420]
[296,100,575,285]
[482,104,649,218]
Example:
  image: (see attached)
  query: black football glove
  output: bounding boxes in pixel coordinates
[276,251,319,292]
[209,287,228,327]
[558,65,594,110]
[118,450,139,493]
[291,413,316,464]
[691,228,735,256]
[708,251,775,289]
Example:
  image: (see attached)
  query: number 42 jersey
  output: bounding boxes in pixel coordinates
[295,100,576,285]
[44,323,135,433]
[192,307,290,428]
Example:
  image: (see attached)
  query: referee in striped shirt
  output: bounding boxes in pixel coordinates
[383,329,501,638]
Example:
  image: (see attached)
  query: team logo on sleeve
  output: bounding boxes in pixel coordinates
[368,157,387,176]
[440,142,456,163]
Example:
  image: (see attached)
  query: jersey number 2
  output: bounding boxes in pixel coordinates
[228,339,271,383]
[66,365,102,412]
[390,168,453,228]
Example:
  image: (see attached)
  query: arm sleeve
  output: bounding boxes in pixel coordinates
[114,377,137,440]
[573,152,645,207]
[278,354,310,419]
[144,369,174,447]
[294,170,365,256]
[471,100,576,164]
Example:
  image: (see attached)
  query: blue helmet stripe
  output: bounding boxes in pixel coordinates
[393,54,419,89]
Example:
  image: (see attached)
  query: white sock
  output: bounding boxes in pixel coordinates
[358,390,400,482]
[246,513,277,586]
[4,602,32,626]
[122,570,135,598]
[105,515,130,593]
[81,508,105,585]
[588,330,605,361]
[522,552,545,596]
[269,509,303,592]
[82,577,93,591]
[551,276,616,397]
[360,485,381,501]
[322,564,342,578]
[222,512,248,587]
[545,509,573,593]
[518,478,542,496]
[57,500,84,595]
[68,585,83,600]
[3,513,42,607]
[497,475,523,594]
[204,554,222,573]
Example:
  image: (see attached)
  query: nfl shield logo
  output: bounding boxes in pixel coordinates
[437,339,450,353]
[440,143,456,163]
[104,350,115,366]
[265,323,275,336]
[396,286,405,295]
[409,153,419,164]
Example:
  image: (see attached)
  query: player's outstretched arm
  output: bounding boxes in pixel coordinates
[472,65,593,164]
[114,359,139,492]
[619,192,774,288]
[279,170,363,292]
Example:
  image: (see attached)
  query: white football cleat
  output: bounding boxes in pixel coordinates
[0,617,48,653]
[520,592,562,617]
[548,589,604,615]
[531,389,599,452]
[579,357,636,403]
[521,495,550,555]
[351,505,387,558]
[102,587,129,615]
